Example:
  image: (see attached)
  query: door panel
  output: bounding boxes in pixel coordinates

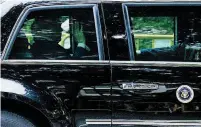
[2,3,112,127]
[111,62,201,126]
[109,3,201,126]
[1,61,112,126]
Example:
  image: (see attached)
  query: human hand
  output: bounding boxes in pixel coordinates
[74,22,86,45]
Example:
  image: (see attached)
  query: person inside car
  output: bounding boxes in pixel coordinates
[58,18,90,58]
[136,43,185,61]
[136,39,201,61]
[23,17,90,59]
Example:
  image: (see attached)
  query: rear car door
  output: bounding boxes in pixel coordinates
[108,2,201,127]
[1,3,112,127]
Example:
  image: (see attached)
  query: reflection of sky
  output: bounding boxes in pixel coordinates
[1,78,26,95]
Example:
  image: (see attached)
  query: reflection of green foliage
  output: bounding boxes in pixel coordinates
[139,39,152,49]
[135,39,152,50]
[132,17,174,34]
[133,17,174,50]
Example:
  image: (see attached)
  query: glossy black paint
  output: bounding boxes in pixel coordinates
[110,63,201,126]
[1,1,201,127]
[102,3,130,60]
[1,1,112,126]
[1,4,24,54]
[1,61,111,126]
[101,2,201,126]
[111,63,201,100]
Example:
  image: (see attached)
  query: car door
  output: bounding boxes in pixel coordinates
[106,2,201,127]
[1,3,112,127]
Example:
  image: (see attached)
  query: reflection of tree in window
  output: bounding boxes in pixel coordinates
[132,17,174,35]
[131,17,175,50]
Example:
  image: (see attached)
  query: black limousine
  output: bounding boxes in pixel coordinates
[1,0,201,127]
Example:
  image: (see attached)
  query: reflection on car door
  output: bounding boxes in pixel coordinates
[111,61,201,126]
[1,3,113,127]
[110,2,201,127]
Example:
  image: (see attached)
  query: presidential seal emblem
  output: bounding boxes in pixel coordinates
[176,85,194,103]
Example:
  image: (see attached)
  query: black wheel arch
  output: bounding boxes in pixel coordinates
[1,93,52,127]
[1,78,70,127]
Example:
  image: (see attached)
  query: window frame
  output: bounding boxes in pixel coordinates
[122,2,201,62]
[2,4,105,61]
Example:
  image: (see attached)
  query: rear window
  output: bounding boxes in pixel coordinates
[127,6,201,62]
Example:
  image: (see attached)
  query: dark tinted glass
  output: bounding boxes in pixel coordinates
[9,8,99,60]
[128,6,201,62]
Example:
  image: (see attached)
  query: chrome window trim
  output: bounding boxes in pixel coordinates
[122,2,201,62]
[122,4,134,60]
[2,60,201,67]
[93,5,105,60]
[1,60,110,65]
[2,4,104,60]
[110,61,201,67]
[86,119,201,126]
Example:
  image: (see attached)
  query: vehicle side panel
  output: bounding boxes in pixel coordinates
[1,61,111,126]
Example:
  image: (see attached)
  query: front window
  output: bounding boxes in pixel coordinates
[8,7,100,60]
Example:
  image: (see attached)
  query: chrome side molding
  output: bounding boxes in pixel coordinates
[86,119,201,126]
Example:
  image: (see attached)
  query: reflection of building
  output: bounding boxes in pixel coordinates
[134,34,174,50]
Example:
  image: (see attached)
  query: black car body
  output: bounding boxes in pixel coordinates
[1,0,201,127]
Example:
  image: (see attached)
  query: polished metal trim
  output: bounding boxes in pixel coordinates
[86,119,201,126]
[93,5,105,60]
[122,4,134,60]
[1,60,110,65]
[110,61,201,67]
[2,4,104,60]
[122,82,158,90]
[2,60,201,67]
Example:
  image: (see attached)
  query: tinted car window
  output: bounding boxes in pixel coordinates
[127,6,201,62]
[8,8,99,60]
